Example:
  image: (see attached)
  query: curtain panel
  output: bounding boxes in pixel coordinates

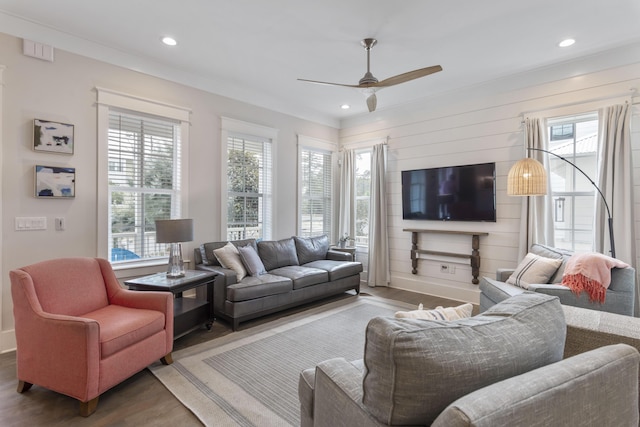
[367,143,390,287]
[597,103,636,267]
[517,117,555,260]
[338,149,356,242]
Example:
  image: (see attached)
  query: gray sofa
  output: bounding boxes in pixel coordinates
[299,293,640,426]
[194,235,362,330]
[480,243,637,316]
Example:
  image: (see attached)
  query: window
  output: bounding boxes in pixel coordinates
[97,88,190,266]
[221,118,277,242]
[108,111,182,262]
[226,134,272,241]
[299,146,332,237]
[548,113,598,252]
[355,150,371,248]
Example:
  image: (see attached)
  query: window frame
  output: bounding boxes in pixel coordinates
[221,117,278,241]
[297,135,337,238]
[97,87,190,274]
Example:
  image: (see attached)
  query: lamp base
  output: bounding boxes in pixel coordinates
[166,242,185,278]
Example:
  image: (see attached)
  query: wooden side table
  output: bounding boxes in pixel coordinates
[125,270,217,339]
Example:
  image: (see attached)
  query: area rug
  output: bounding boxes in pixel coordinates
[149,295,413,427]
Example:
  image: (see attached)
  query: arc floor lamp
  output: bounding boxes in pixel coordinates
[507,148,615,259]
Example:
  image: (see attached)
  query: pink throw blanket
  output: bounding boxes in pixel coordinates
[561,253,629,303]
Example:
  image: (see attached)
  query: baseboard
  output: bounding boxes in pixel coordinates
[389,274,480,305]
[1,329,16,354]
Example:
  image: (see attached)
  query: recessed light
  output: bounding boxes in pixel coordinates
[558,38,575,48]
[162,36,177,46]
[341,104,350,110]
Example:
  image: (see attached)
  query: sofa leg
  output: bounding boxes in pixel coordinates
[161,352,173,365]
[233,318,239,331]
[355,285,360,295]
[17,380,32,393]
[79,396,99,417]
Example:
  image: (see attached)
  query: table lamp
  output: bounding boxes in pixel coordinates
[155,219,193,278]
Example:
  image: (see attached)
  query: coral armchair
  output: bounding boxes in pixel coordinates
[10,257,173,416]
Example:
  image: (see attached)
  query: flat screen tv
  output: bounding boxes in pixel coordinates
[402,162,496,222]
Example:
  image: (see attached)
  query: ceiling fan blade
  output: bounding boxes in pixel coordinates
[297,78,360,88]
[372,65,442,88]
[366,93,377,112]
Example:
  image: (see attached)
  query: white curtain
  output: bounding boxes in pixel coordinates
[338,149,356,242]
[367,143,390,287]
[517,117,555,260]
[596,103,635,266]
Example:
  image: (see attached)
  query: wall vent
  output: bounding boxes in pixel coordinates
[23,39,54,62]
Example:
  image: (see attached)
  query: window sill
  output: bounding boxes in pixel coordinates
[112,258,193,281]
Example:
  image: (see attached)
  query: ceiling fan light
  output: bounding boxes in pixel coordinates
[366,93,377,112]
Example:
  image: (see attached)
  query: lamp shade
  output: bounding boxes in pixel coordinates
[507,157,548,196]
[155,219,193,243]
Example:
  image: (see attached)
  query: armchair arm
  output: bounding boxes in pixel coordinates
[327,250,353,261]
[195,266,236,313]
[11,273,100,402]
[496,268,515,282]
[313,358,384,427]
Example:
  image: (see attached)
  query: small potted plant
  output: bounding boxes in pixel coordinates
[338,233,353,248]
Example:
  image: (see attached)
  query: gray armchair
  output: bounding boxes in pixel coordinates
[480,244,637,316]
[299,293,640,426]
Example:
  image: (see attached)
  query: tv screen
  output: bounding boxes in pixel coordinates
[402,162,496,222]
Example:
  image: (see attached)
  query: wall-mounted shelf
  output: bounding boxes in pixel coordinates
[403,228,489,284]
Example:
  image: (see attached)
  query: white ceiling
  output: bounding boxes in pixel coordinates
[1,0,640,127]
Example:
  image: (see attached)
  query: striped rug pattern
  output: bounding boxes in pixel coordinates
[150,295,411,427]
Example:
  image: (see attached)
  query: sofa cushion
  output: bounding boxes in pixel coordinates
[506,252,562,289]
[394,303,474,320]
[200,239,257,266]
[213,242,247,281]
[362,293,566,426]
[303,260,363,281]
[237,245,267,276]
[225,274,293,302]
[269,266,329,289]
[530,243,573,283]
[83,304,165,358]
[294,235,330,265]
[258,238,300,271]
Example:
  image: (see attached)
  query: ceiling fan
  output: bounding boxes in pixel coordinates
[298,38,442,112]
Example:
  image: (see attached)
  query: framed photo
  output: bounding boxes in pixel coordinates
[33,119,74,154]
[35,165,76,198]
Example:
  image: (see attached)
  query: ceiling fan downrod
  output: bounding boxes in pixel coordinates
[359,38,379,85]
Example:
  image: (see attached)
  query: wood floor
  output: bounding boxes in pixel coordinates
[0,287,466,426]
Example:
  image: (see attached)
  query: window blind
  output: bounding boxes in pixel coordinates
[226,134,272,240]
[300,147,332,236]
[108,110,182,262]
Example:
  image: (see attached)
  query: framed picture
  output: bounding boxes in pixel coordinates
[35,165,76,198]
[33,119,74,154]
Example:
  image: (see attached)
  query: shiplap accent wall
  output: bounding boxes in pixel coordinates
[340,62,640,304]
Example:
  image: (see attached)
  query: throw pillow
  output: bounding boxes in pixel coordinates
[394,302,473,320]
[238,245,267,276]
[506,252,562,289]
[213,242,247,281]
